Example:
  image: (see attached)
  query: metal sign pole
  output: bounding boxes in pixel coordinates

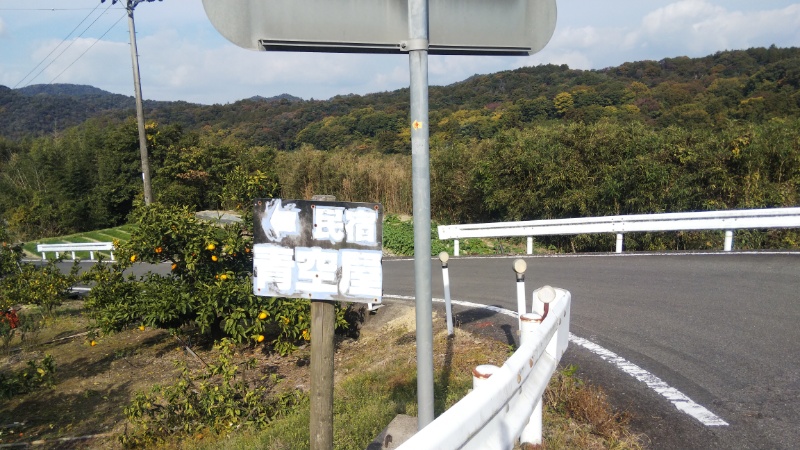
[203,0,557,440]
[407,0,434,430]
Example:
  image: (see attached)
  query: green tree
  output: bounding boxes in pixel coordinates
[553,92,574,117]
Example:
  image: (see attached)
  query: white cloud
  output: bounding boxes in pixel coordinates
[122,29,414,103]
[523,0,800,72]
[640,0,725,35]
[24,37,129,87]
[625,1,800,59]
[7,0,800,103]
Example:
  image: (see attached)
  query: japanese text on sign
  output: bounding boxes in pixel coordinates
[252,199,383,303]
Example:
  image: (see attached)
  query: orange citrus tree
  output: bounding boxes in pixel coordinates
[83,203,340,354]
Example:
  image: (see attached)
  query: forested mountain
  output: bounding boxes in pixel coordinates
[0,85,300,141]
[1,46,799,251]
[3,46,799,146]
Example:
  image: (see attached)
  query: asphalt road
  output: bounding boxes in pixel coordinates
[382,253,800,450]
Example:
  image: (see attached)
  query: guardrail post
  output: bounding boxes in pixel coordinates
[531,285,554,318]
[520,286,557,447]
[615,233,624,253]
[471,364,499,390]
[453,239,459,256]
[514,259,527,329]
[439,252,454,336]
[520,312,544,445]
[527,237,533,254]
[724,230,733,251]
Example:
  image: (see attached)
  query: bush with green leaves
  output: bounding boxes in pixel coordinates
[381,215,505,256]
[1,224,78,317]
[0,355,57,400]
[83,202,349,354]
[382,215,452,256]
[0,226,23,311]
[4,260,79,317]
[120,339,304,447]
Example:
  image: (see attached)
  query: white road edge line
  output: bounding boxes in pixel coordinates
[568,335,729,427]
[383,294,729,427]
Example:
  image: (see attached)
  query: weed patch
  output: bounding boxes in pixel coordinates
[544,365,643,449]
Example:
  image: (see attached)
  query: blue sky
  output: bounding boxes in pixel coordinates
[1,0,798,104]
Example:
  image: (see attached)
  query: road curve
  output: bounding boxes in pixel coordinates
[383,253,800,450]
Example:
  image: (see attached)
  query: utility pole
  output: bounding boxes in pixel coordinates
[103,0,160,204]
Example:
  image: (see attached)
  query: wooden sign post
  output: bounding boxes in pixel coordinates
[252,198,383,450]
[310,299,336,449]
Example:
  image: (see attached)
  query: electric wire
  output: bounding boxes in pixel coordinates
[48,12,126,85]
[11,3,103,88]
[13,2,115,88]
[0,8,123,11]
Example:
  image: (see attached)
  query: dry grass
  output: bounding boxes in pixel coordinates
[540,367,644,449]
[274,147,412,213]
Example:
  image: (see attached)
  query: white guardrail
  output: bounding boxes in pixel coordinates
[36,242,115,261]
[397,283,571,450]
[438,207,800,255]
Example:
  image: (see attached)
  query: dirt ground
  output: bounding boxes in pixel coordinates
[1,298,638,450]
[0,299,455,449]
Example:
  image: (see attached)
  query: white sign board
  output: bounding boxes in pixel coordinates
[253,199,383,303]
[202,0,556,55]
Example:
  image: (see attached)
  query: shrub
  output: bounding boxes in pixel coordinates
[382,214,453,256]
[0,355,57,400]
[3,260,79,317]
[1,224,78,317]
[0,226,23,312]
[120,339,304,447]
[84,202,349,354]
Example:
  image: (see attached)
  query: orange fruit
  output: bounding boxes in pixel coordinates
[258,311,268,320]
[211,255,218,262]
[130,254,137,262]
[90,340,97,347]
[139,325,145,331]
[155,247,163,254]
[256,335,265,343]
[206,243,216,251]
[171,263,177,271]
[220,274,229,280]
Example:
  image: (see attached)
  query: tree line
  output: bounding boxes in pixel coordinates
[1,46,799,250]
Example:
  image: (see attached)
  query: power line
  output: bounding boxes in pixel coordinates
[0,8,123,11]
[13,2,115,88]
[12,3,103,88]
[48,13,126,85]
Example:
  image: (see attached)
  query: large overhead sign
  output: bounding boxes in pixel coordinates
[252,199,383,303]
[202,0,557,55]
